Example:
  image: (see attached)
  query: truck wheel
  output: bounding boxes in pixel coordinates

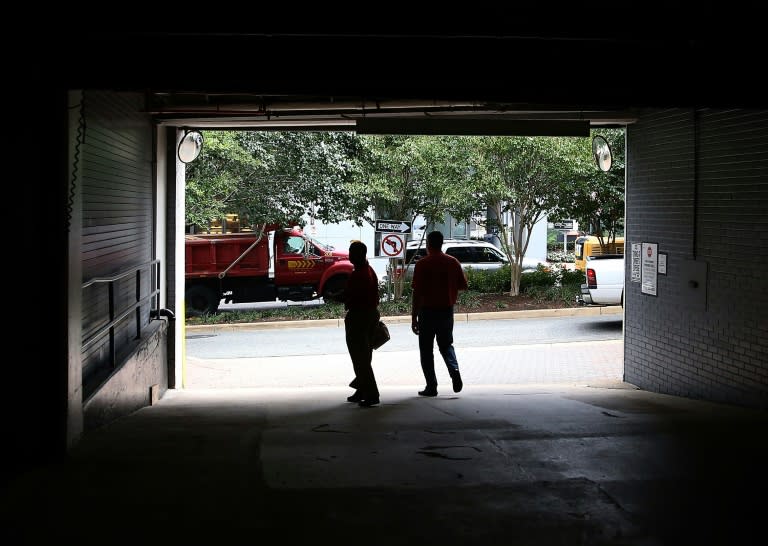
[322,276,347,303]
[185,285,220,316]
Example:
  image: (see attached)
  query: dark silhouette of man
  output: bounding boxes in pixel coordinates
[410,231,468,396]
[344,241,381,407]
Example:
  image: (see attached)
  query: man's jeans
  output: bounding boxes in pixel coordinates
[418,307,460,389]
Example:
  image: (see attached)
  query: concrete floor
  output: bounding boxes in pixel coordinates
[2,381,766,545]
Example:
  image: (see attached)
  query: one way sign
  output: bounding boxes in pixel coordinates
[374,220,412,234]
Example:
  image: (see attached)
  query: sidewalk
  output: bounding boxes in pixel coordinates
[184,305,624,390]
[185,340,624,389]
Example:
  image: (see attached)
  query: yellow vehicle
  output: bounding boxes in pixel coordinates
[574,235,624,272]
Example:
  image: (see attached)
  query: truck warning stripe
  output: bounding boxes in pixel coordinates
[287,260,315,269]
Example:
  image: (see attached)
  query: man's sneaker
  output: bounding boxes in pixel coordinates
[347,391,363,403]
[451,371,463,393]
[418,388,438,397]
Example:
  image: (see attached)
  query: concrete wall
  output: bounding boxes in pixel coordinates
[83,321,168,430]
[74,92,173,432]
[624,109,768,409]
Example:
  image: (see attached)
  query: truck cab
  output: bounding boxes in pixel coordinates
[272,228,351,302]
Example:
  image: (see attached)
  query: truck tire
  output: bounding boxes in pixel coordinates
[185,285,220,316]
[322,275,348,304]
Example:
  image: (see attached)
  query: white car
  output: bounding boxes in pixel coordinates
[396,239,545,280]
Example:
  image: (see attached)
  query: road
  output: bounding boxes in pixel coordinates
[184,314,624,390]
[186,314,622,358]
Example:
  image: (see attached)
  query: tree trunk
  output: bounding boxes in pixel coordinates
[509,262,521,296]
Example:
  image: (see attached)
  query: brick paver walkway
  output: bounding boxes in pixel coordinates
[185,340,623,389]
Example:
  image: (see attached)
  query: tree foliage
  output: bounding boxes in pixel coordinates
[464,136,583,295]
[185,131,265,229]
[560,128,626,249]
[352,136,474,298]
[185,131,367,231]
[185,130,626,298]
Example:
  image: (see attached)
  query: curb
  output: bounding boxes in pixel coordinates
[185,306,622,334]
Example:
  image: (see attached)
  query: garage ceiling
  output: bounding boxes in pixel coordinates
[148,93,638,132]
[58,28,763,132]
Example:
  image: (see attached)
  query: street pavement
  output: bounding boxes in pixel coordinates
[184,306,624,390]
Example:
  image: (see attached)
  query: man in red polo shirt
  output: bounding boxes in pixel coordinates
[410,230,468,396]
[344,240,381,407]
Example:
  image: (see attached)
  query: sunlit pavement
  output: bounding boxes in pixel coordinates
[185,306,624,390]
[184,340,624,390]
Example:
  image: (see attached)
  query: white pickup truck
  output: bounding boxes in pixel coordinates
[576,254,624,307]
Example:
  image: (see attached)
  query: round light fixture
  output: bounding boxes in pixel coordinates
[592,135,612,172]
[178,130,204,163]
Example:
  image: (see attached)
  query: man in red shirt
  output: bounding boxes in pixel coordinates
[410,231,468,396]
[344,241,381,407]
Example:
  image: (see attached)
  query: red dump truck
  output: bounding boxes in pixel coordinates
[185,224,353,316]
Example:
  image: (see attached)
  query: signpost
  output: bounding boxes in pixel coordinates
[375,220,411,234]
[553,219,574,252]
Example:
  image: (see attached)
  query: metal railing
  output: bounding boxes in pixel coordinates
[81,260,162,370]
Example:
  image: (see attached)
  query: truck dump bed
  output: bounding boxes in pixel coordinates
[185,233,270,278]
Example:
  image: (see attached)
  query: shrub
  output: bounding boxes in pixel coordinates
[456,290,482,309]
[547,242,575,252]
[520,264,558,293]
[525,283,582,304]
[560,268,586,286]
[465,265,511,293]
[379,299,411,316]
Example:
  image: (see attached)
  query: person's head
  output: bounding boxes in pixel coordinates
[348,240,368,267]
[426,230,444,251]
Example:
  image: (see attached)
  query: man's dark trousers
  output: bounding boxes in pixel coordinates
[418,307,460,389]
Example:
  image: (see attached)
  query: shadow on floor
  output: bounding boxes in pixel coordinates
[2,384,766,545]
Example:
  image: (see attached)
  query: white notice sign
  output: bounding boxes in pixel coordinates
[641,242,658,296]
[631,243,641,283]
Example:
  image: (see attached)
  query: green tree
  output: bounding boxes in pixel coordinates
[185,131,368,231]
[185,131,266,230]
[563,128,626,250]
[185,130,619,301]
[354,135,474,299]
[465,136,581,296]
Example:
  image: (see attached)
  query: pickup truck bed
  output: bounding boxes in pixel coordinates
[577,254,624,307]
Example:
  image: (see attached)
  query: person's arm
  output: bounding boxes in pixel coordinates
[411,288,421,335]
[369,266,380,306]
[411,266,421,335]
[458,265,468,291]
[455,259,468,291]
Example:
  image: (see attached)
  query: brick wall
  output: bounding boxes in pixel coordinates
[625,109,768,409]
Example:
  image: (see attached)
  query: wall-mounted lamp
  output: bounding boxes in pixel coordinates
[592,135,612,172]
[178,130,204,163]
